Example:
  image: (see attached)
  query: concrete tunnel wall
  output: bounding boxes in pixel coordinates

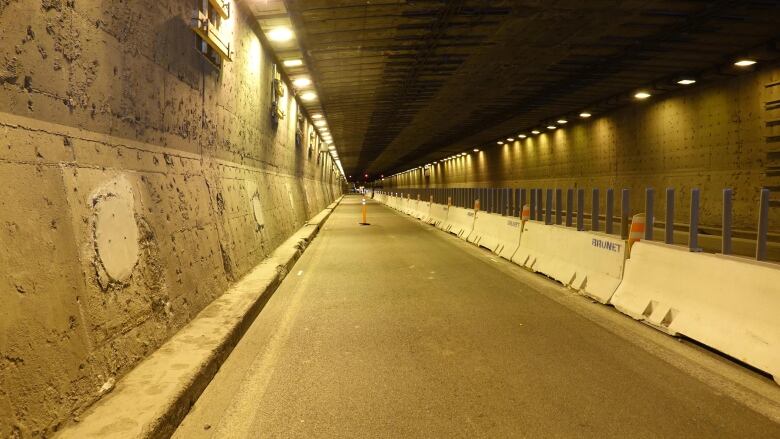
[0,0,341,436]
[385,66,779,233]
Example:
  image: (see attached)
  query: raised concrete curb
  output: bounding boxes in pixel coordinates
[56,198,342,439]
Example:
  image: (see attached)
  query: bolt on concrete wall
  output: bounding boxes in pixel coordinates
[387,67,778,233]
[0,1,341,436]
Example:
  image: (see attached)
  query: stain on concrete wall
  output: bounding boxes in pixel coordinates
[0,1,341,436]
[387,67,778,232]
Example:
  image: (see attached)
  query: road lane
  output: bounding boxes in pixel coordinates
[174,195,780,438]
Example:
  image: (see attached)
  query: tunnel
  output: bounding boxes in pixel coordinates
[1,0,780,437]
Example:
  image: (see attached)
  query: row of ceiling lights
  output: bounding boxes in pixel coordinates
[387,58,758,179]
[266,25,345,178]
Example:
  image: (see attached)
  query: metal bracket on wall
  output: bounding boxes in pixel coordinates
[270,64,286,126]
[192,0,232,68]
[209,0,230,19]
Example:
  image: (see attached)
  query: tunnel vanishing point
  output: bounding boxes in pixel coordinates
[2,1,780,438]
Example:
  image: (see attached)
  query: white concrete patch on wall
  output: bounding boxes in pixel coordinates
[252,194,265,229]
[246,181,266,230]
[285,181,295,211]
[91,176,139,286]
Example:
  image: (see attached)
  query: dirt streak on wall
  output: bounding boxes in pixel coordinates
[0,1,341,437]
[386,67,780,232]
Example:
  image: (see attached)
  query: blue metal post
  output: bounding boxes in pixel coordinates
[606,189,614,234]
[577,189,585,231]
[757,188,769,261]
[645,188,654,240]
[722,189,732,255]
[689,189,700,252]
[592,188,600,231]
[665,188,674,244]
[621,189,630,239]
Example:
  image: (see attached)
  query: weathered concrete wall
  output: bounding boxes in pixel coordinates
[387,67,779,232]
[0,1,340,436]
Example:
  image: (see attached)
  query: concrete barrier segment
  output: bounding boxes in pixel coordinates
[467,211,523,260]
[442,206,476,239]
[428,203,449,229]
[415,201,432,221]
[511,221,626,303]
[610,241,780,384]
[404,198,418,216]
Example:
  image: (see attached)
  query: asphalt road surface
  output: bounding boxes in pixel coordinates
[174,195,780,438]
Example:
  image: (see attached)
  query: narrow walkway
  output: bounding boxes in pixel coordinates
[175,196,780,438]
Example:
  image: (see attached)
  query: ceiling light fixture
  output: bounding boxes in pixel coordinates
[267,27,294,42]
[547,125,557,130]
[507,138,515,142]
[497,141,504,145]
[293,77,312,87]
[734,59,756,67]
[557,119,568,124]
[677,79,696,85]
[634,91,651,99]
[301,91,317,101]
[312,113,323,119]
[283,59,303,67]
[473,148,479,152]
[579,112,592,118]
[532,130,541,135]
[315,120,326,127]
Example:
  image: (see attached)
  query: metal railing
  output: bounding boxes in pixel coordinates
[377,186,775,262]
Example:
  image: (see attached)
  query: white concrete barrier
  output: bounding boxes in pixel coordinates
[387,195,399,210]
[404,198,418,216]
[442,206,476,239]
[398,196,409,213]
[414,200,431,221]
[512,221,626,303]
[428,203,448,228]
[610,241,780,383]
[466,211,522,260]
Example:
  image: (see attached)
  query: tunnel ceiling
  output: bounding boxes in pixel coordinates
[281,0,780,178]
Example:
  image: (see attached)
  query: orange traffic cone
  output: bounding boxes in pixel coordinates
[359,197,370,225]
[521,203,531,221]
[628,213,645,255]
